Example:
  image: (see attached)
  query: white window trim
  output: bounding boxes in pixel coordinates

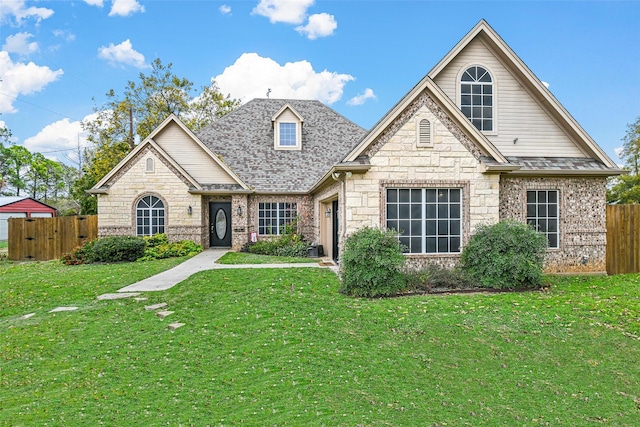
[258,202,298,235]
[526,189,560,249]
[456,63,498,136]
[416,117,434,148]
[145,157,155,173]
[274,121,302,150]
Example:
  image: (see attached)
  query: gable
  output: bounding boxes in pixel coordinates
[432,37,586,158]
[153,121,238,185]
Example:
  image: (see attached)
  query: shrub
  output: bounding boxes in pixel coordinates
[140,239,203,260]
[404,264,475,292]
[60,239,97,265]
[460,220,547,289]
[91,236,146,263]
[339,227,406,297]
[246,222,309,258]
[144,233,169,248]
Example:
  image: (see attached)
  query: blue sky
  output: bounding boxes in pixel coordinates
[0,0,638,167]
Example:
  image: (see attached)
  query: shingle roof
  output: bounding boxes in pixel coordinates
[506,157,616,172]
[196,99,366,193]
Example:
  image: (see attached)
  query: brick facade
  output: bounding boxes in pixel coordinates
[499,176,607,273]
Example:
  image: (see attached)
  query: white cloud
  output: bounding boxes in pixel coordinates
[52,29,76,42]
[97,39,147,68]
[3,32,38,55]
[23,116,97,164]
[295,13,336,39]
[84,0,105,6]
[347,88,376,106]
[252,0,314,24]
[214,52,354,105]
[542,81,550,89]
[109,0,145,17]
[614,146,624,159]
[219,4,232,15]
[0,0,54,25]
[0,51,63,114]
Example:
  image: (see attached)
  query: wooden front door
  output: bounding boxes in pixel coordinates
[210,202,232,247]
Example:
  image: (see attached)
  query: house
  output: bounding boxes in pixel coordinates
[90,20,622,273]
[0,196,57,241]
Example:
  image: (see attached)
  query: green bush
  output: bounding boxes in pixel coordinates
[144,233,169,248]
[91,236,146,263]
[404,264,475,292]
[246,224,309,258]
[140,239,203,260]
[339,227,406,297]
[60,239,97,265]
[460,220,548,289]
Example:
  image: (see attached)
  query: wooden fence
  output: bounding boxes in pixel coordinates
[8,215,98,261]
[606,204,640,275]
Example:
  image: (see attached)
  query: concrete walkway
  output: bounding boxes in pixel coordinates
[117,249,335,292]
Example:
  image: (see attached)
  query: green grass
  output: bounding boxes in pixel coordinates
[217,251,316,264]
[1,265,639,426]
[0,241,8,249]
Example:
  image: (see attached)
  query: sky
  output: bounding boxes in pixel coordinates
[0,0,638,168]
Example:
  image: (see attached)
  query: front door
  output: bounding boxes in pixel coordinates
[332,200,339,261]
[210,202,232,247]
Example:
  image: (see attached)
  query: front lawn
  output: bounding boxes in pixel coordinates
[1,263,639,426]
[216,251,317,264]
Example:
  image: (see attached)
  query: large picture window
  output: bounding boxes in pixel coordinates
[258,202,298,235]
[527,190,559,248]
[136,195,165,236]
[386,188,462,254]
[461,66,493,132]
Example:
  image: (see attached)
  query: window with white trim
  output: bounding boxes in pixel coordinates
[386,188,462,254]
[136,195,165,236]
[145,157,154,172]
[258,202,298,235]
[278,123,297,147]
[527,190,559,248]
[461,66,493,132]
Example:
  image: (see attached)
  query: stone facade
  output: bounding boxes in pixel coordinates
[345,97,501,268]
[499,176,607,273]
[246,194,314,244]
[97,148,203,244]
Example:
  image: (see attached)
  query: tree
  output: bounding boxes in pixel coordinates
[620,117,640,175]
[608,117,640,203]
[74,58,239,214]
[0,125,13,193]
[3,145,32,196]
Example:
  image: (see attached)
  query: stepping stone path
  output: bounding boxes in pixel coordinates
[96,292,140,300]
[155,310,174,319]
[49,306,78,313]
[144,302,168,311]
[167,323,185,331]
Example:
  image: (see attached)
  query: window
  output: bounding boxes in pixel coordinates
[386,188,462,254]
[145,157,154,172]
[417,119,432,146]
[461,66,493,132]
[279,122,297,147]
[136,195,165,236]
[527,190,558,248]
[258,202,298,235]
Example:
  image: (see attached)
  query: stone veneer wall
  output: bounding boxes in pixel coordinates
[345,94,500,268]
[97,147,203,245]
[499,176,607,273]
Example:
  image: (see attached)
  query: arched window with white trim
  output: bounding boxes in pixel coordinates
[460,66,493,132]
[136,195,165,236]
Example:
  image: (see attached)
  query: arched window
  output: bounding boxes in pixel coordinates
[136,195,165,236]
[460,66,493,132]
[145,157,154,172]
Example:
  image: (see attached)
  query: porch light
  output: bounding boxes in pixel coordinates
[325,207,331,218]
[237,206,243,216]
[187,205,193,215]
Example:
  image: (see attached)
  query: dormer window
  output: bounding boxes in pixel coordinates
[279,122,297,147]
[272,103,303,150]
[460,66,493,132]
